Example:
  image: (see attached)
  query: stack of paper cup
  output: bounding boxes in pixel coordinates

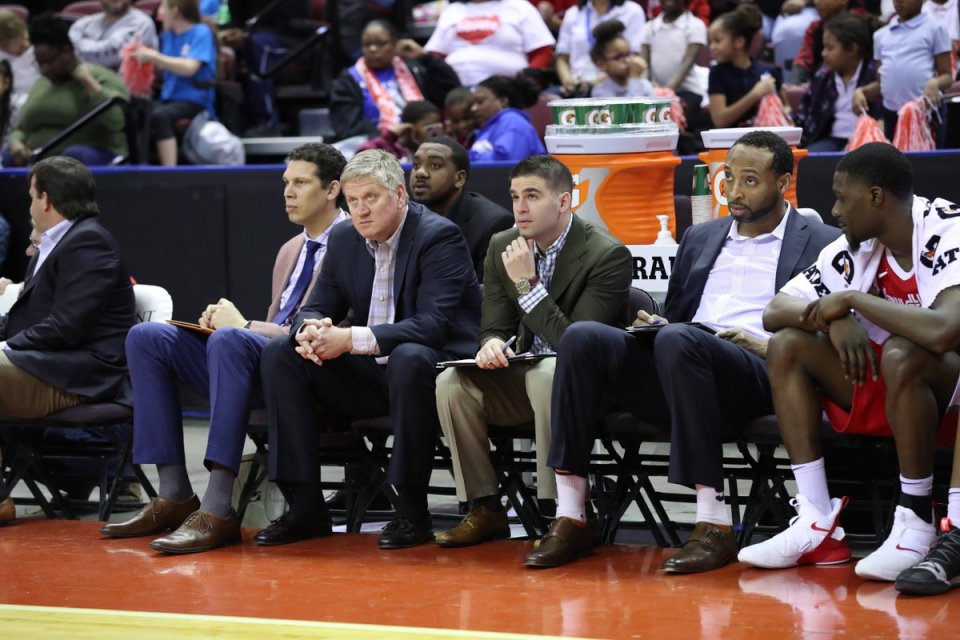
[691,163,712,225]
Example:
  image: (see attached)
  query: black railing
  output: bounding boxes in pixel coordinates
[30,96,128,164]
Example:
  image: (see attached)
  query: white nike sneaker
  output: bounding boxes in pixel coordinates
[855,505,936,581]
[738,494,850,569]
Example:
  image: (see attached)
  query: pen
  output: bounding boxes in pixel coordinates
[502,335,517,353]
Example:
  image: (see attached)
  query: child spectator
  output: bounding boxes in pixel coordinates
[791,0,852,83]
[589,20,655,97]
[133,0,218,166]
[795,14,879,151]
[555,0,646,97]
[358,100,443,162]
[640,0,708,118]
[707,3,786,127]
[853,0,953,140]
[425,0,556,88]
[444,87,478,145]
[469,74,546,162]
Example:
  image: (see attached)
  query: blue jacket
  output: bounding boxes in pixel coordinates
[469,108,545,163]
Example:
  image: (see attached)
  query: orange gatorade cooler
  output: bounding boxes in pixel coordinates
[699,127,808,220]
[544,101,681,245]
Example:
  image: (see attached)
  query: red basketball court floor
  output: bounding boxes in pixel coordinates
[3,518,959,638]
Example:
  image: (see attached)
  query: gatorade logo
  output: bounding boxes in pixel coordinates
[658,106,671,123]
[712,168,727,219]
[643,108,658,124]
[571,172,584,210]
[587,109,604,125]
[559,109,576,125]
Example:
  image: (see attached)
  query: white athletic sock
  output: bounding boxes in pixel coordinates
[791,458,831,515]
[948,488,960,527]
[555,473,587,522]
[695,484,731,526]
[900,474,934,497]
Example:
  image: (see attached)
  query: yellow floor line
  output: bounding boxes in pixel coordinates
[0,604,596,640]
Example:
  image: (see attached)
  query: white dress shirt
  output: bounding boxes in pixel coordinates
[691,210,789,338]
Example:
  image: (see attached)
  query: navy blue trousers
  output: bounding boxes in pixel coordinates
[127,323,269,474]
[547,321,773,490]
[259,337,452,490]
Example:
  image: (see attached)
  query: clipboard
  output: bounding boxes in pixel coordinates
[165,319,215,336]
[436,353,557,369]
[626,322,717,339]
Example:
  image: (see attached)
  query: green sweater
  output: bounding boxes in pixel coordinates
[11,64,129,158]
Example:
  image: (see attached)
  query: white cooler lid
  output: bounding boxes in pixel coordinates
[545,130,679,155]
[700,127,802,148]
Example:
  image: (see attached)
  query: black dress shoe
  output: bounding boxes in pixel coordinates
[254,511,333,546]
[378,515,434,549]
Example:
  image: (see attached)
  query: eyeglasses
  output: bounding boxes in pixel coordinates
[605,52,630,62]
[362,40,392,50]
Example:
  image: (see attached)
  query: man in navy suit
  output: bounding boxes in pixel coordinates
[258,149,481,549]
[0,156,135,524]
[525,131,841,572]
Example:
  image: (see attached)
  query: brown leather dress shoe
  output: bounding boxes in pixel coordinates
[661,521,739,573]
[0,496,15,526]
[149,509,241,554]
[524,517,598,569]
[99,495,200,538]
[436,505,510,547]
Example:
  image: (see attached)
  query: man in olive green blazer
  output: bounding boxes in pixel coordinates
[434,155,632,548]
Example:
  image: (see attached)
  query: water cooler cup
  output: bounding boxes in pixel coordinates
[698,127,807,219]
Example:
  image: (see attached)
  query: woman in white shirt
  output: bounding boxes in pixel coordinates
[425,0,556,87]
[555,0,646,96]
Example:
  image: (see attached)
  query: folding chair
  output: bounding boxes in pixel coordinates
[0,284,172,521]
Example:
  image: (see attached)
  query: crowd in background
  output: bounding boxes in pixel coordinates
[0,0,954,169]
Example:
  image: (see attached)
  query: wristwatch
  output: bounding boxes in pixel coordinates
[514,276,539,295]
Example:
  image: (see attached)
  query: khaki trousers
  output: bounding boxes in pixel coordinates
[0,351,82,418]
[436,358,557,502]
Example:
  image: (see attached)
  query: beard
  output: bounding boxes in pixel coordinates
[729,194,780,224]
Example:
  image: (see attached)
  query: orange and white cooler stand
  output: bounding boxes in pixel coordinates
[698,127,808,219]
[546,129,681,245]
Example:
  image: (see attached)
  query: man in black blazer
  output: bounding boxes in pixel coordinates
[0,156,135,523]
[258,149,481,550]
[526,131,841,572]
[409,137,514,282]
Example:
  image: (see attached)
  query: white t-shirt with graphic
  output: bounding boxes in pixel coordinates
[425,0,556,87]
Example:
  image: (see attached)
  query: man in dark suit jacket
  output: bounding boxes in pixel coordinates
[258,149,481,550]
[101,143,349,555]
[434,155,632,548]
[0,156,135,524]
[525,131,842,572]
[409,137,514,282]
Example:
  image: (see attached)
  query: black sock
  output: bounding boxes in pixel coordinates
[474,494,503,512]
[899,492,934,524]
[280,482,326,519]
[395,487,428,523]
